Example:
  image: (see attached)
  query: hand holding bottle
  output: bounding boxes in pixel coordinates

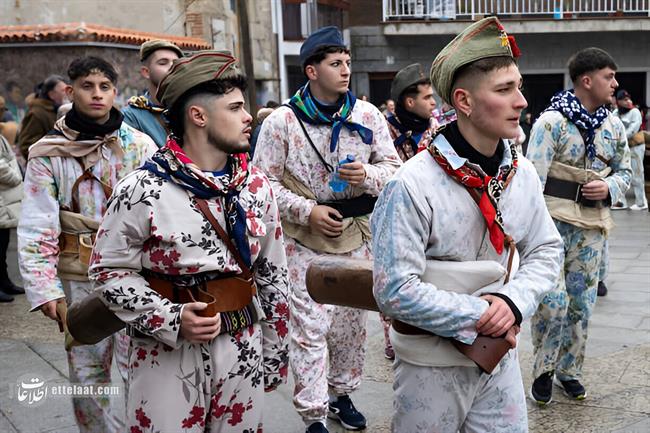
[337,155,366,186]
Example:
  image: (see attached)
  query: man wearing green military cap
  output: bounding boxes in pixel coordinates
[386,63,438,162]
[89,51,290,432]
[122,39,183,147]
[371,17,563,431]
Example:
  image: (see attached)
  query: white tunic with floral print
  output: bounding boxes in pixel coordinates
[88,162,290,389]
[18,122,157,311]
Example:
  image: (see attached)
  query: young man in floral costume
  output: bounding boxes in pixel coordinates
[371,17,563,432]
[528,47,631,404]
[254,26,401,433]
[18,57,157,433]
[89,50,289,433]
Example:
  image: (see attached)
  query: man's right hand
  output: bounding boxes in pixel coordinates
[180,302,221,344]
[40,299,63,321]
[308,205,344,237]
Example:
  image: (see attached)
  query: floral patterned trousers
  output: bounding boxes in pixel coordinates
[531,220,605,380]
[126,324,265,433]
[392,350,528,433]
[65,281,129,433]
[285,237,369,424]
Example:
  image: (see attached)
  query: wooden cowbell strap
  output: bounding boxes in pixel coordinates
[194,198,252,281]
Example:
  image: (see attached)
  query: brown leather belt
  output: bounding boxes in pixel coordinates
[543,177,605,208]
[392,319,514,374]
[144,274,256,318]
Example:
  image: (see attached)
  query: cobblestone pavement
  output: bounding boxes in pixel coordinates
[0,211,648,433]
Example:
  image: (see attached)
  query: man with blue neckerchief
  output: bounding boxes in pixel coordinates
[527,47,631,405]
[253,26,400,433]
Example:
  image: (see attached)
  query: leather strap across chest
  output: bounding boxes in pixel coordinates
[194,198,252,280]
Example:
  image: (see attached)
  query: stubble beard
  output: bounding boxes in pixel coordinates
[207,131,250,155]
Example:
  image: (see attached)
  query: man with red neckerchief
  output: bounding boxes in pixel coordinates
[371,17,562,432]
[89,51,289,433]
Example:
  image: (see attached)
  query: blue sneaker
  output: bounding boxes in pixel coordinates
[328,395,367,430]
[306,421,329,433]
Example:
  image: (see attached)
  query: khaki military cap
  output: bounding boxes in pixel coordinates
[140,39,183,62]
[430,17,520,104]
[156,50,241,109]
[391,63,428,102]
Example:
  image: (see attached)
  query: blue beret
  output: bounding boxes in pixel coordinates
[300,26,346,66]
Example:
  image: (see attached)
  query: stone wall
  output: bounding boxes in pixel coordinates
[0,45,146,108]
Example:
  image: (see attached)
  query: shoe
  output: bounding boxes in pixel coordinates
[384,346,395,360]
[630,203,649,211]
[530,371,554,405]
[306,422,329,433]
[0,290,14,303]
[328,395,367,430]
[1,281,24,295]
[554,377,587,400]
[611,202,628,210]
[597,281,608,297]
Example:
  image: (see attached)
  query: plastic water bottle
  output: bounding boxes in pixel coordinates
[328,154,356,192]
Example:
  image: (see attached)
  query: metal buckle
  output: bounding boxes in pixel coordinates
[78,233,94,249]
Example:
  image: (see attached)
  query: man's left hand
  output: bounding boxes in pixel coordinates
[337,161,366,185]
[581,180,609,200]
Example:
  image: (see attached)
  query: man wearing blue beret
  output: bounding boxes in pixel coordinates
[254,26,400,433]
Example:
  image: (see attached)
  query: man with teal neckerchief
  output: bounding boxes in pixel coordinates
[254,26,400,433]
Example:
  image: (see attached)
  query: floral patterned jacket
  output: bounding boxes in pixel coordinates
[526,110,632,204]
[18,121,156,311]
[88,161,290,389]
[253,100,402,226]
[371,134,563,345]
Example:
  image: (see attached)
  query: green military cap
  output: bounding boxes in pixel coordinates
[391,63,428,102]
[140,39,184,62]
[156,50,242,109]
[430,17,521,105]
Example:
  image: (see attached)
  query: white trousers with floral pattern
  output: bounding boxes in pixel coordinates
[126,324,264,433]
[392,350,528,433]
[285,237,370,424]
[65,280,129,433]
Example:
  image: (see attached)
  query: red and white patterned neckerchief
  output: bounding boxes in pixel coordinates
[428,143,518,255]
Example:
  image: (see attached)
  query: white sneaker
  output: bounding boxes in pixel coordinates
[611,202,628,210]
[629,203,649,211]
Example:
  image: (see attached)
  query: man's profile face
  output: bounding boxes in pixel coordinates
[617,96,633,110]
[48,81,69,106]
[462,63,528,142]
[586,67,618,107]
[203,88,253,154]
[68,72,117,123]
[143,49,180,88]
[306,51,351,98]
[405,84,436,119]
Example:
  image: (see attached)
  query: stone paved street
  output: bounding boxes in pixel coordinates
[0,210,648,433]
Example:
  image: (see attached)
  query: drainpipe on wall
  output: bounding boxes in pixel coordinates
[272,0,288,101]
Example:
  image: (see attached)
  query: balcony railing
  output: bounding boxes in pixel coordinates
[382,0,650,21]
